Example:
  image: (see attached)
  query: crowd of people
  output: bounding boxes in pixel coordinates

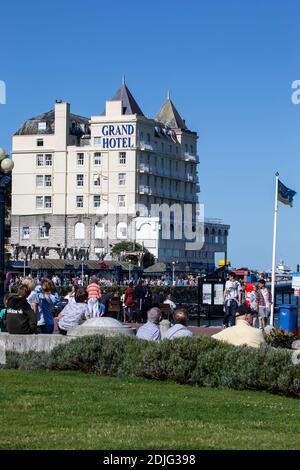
[223,272,272,330]
[0,275,189,340]
[0,271,273,348]
[6,273,199,290]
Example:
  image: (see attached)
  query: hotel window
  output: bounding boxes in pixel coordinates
[38,122,46,131]
[45,154,52,166]
[154,156,157,168]
[140,131,143,141]
[160,178,164,188]
[94,195,101,208]
[176,146,179,154]
[154,176,157,187]
[94,174,101,186]
[45,175,52,187]
[175,161,178,172]
[118,173,126,186]
[118,195,126,207]
[117,222,127,239]
[161,143,164,153]
[94,152,101,165]
[39,224,50,239]
[36,175,44,187]
[119,152,126,164]
[36,196,43,209]
[75,222,85,240]
[175,181,178,192]
[22,227,30,239]
[190,144,194,154]
[147,133,151,143]
[76,195,83,208]
[161,158,164,169]
[95,222,105,239]
[45,196,52,208]
[185,144,188,153]
[36,154,44,166]
[37,139,44,147]
[77,153,84,165]
[77,174,84,186]
[169,145,172,153]
[169,160,172,173]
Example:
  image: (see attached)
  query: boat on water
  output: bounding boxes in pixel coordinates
[275,260,292,281]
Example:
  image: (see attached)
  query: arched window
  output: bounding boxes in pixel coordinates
[117,222,127,239]
[75,222,85,239]
[95,222,105,239]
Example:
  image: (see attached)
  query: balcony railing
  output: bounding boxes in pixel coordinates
[139,142,154,152]
[138,163,150,173]
[204,218,223,225]
[139,185,152,195]
[182,153,199,163]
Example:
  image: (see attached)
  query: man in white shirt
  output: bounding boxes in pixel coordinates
[223,272,242,328]
[212,304,266,348]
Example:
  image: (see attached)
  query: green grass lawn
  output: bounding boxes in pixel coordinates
[0,370,299,450]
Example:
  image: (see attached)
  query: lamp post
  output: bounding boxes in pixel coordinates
[128,260,132,282]
[0,148,14,308]
[172,261,176,285]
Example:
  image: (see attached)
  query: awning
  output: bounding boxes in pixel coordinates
[28,259,129,271]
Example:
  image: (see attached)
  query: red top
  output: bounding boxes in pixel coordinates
[124,287,136,307]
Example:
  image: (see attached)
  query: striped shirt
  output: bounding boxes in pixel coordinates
[87,283,101,300]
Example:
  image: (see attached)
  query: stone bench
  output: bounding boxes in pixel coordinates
[0,318,136,364]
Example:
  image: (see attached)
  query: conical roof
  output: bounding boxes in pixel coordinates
[156,98,187,130]
[105,82,144,116]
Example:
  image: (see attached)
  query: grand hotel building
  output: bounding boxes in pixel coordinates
[10,81,229,271]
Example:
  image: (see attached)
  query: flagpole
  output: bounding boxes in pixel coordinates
[270,172,279,327]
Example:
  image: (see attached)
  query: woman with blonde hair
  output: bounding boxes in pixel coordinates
[22,277,39,315]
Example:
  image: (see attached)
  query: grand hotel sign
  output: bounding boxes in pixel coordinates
[94,124,135,149]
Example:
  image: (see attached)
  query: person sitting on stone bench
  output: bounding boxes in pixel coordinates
[212,304,266,349]
[164,308,193,340]
[136,307,161,341]
[57,287,89,336]
[4,285,37,335]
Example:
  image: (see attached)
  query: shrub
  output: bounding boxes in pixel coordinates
[264,328,297,349]
[5,351,50,371]
[5,335,300,397]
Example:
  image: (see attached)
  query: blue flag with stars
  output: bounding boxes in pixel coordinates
[278,180,296,207]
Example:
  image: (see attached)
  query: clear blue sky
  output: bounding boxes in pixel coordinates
[1,0,300,271]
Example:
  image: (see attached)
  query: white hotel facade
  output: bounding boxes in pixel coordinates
[11,81,229,271]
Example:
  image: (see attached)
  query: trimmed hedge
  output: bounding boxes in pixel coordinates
[4,335,300,397]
